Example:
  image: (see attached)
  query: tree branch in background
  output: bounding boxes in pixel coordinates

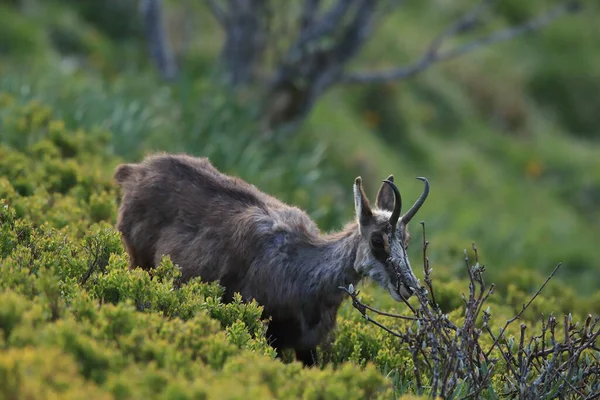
[263,0,377,131]
[342,1,581,84]
[197,0,582,130]
[293,0,355,51]
[140,0,178,80]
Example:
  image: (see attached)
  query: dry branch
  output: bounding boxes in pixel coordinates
[342,1,581,84]
[341,221,600,399]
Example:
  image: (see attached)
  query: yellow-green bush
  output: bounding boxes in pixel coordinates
[0,206,394,398]
[0,99,402,398]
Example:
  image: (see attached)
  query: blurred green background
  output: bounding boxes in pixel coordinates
[1,0,599,299]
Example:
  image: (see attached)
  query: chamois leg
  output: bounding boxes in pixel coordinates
[120,237,149,271]
[272,345,285,361]
[265,327,285,361]
[295,348,317,367]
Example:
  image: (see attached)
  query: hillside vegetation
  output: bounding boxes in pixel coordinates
[1,0,599,398]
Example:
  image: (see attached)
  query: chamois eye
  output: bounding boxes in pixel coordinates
[370,235,384,248]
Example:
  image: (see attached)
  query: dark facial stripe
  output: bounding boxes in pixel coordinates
[371,246,389,264]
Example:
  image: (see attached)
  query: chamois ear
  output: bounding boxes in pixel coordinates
[375,174,395,211]
[354,177,373,226]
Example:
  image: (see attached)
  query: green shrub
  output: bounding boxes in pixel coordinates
[53,0,142,40]
[1,1,599,397]
[0,101,398,397]
[0,5,49,57]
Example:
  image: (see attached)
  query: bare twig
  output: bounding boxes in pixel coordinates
[80,235,109,285]
[420,221,438,310]
[342,221,599,399]
[339,287,423,321]
[485,263,562,359]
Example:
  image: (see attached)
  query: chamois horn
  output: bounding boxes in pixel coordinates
[382,179,402,230]
[401,177,430,224]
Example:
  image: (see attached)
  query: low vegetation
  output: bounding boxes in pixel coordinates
[0,99,392,399]
[1,0,599,399]
[1,91,599,399]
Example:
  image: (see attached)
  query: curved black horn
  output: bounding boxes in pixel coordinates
[382,179,402,229]
[401,177,429,223]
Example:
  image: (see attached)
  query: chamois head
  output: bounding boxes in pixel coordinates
[353,175,429,302]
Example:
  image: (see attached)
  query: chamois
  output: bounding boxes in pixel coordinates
[114,153,429,367]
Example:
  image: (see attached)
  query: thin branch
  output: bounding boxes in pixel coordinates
[342,1,580,84]
[339,287,423,321]
[510,263,562,323]
[584,392,600,400]
[428,0,493,54]
[339,291,407,339]
[420,221,438,309]
[485,263,562,359]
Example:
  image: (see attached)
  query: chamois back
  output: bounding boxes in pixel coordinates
[114,153,319,296]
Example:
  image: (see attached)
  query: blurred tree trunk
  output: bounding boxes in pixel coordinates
[260,0,376,132]
[215,0,270,85]
[140,0,178,80]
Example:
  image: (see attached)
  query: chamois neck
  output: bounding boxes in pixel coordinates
[301,222,363,297]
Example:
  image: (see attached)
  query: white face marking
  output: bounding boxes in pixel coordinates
[375,210,392,220]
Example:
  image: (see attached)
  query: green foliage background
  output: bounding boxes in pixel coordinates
[0,0,599,398]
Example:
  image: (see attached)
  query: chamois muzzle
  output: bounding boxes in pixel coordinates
[383,177,430,301]
[388,235,419,301]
